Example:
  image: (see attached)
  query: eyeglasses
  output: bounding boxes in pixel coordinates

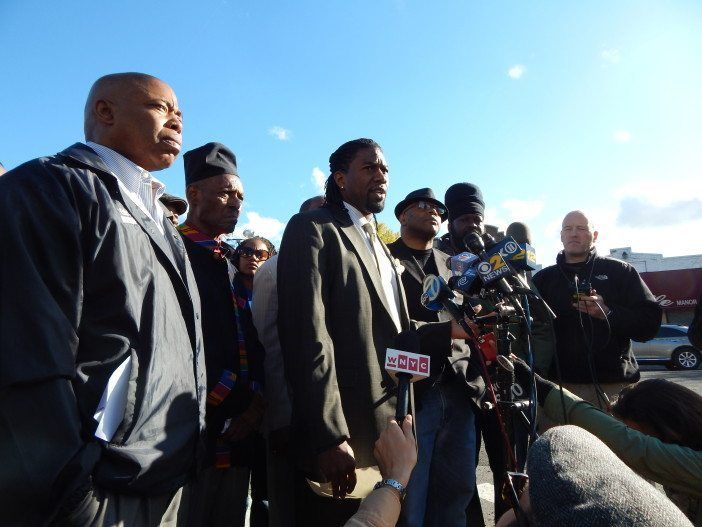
[238,246,270,261]
[415,201,446,216]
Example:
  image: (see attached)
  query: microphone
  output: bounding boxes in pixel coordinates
[504,224,538,273]
[385,330,430,421]
[506,222,531,245]
[482,232,538,274]
[447,267,481,296]
[446,252,479,276]
[463,232,515,296]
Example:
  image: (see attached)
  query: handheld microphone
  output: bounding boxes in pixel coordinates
[385,330,429,421]
[445,252,479,276]
[447,267,481,296]
[485,230,537,273]
[463,232,515,296]
[505,222,531,245]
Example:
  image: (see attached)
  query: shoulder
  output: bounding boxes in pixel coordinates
[387,238,404,254]
[595,255,637,275]
[433,246,450,261]
[533,263,559,282]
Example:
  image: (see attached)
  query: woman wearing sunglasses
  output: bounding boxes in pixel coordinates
[228,236,276,526]
[236,237,275,292]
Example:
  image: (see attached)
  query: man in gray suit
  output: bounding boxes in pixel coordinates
[277,139,471,526]
[251,195,324,527]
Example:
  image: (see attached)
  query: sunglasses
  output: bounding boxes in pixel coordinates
[238,246,270,261]
[413,200,446,216]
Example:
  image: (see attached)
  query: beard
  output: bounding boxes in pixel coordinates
[365,196,386,214]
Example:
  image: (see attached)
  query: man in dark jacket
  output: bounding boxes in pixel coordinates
[179,142,267,526]
[388,188,482,527]
[441,182,555,522]
[0,73,206,526]
[532,210,661,407]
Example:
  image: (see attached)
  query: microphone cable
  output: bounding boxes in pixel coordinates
[574,274,609,410]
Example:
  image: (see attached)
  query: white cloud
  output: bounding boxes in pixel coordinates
[232,211,286,246]
[613,130,631,143]
[268,126,292,141]
[618,197,702,227]
[601,48,621,64]
[507,64,525,79]
[501,199,545,222]
[311,166,326,193]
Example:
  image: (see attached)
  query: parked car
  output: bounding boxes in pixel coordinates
[632,324,701,370]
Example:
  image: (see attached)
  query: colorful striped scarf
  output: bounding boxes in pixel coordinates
[179,223,262,467]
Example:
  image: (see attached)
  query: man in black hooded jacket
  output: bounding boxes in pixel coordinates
[0,73,205,526]
[532,210,661,407]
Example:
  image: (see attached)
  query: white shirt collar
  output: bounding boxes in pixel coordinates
[86,141,165,233]
[343,201,374,230]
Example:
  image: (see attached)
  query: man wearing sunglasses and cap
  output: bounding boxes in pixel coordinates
[388,188,482,527]
[179,142,265,526]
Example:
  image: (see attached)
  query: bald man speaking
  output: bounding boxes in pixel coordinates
[533,210,661,408]
[0,73,206,526]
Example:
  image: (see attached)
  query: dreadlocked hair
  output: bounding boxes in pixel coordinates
[324,138,381,206]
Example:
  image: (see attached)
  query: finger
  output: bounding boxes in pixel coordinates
[331,475,343,499]
[346,468,357,494]
[401,414,414,438]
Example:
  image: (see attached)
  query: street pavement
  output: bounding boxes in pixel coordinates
[475,364,702,526]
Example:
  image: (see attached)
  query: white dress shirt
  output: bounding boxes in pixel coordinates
[86,141,166,234]
[344,201,402,331]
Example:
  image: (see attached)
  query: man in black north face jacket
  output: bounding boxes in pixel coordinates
[533,210,661,407]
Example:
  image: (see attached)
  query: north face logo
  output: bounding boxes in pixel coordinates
[594,274,608,280]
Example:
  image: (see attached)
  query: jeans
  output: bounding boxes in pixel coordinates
[399,379,476,527]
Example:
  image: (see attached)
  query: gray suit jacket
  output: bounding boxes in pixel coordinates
[277,204,451,469]
[251,255,293,435]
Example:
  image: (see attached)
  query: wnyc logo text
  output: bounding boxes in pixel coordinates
[385,348,431,381]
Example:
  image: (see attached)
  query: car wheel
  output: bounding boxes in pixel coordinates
[672,347,701,370]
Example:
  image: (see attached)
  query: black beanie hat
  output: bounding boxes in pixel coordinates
[184,142,238,186]
[444,183,485,223]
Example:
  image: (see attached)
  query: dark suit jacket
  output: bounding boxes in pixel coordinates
[387,238,484,404]
[277,204,451,469]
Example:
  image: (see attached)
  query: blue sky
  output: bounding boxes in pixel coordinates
[2,0,701,264]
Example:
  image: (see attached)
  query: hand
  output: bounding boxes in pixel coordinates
[510,354,557,406]
[451,316,480,339]
[317,441,357,499]
[572,289,610,320]
[374,415,417,488]
[222,393,265,441]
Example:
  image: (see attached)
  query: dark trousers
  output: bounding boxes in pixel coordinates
[293,471,361,527]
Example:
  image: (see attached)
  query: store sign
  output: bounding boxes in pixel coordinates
[641,269,702,310]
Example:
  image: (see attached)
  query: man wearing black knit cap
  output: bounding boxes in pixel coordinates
[180,142,267,526]
[440,182,555,522]
[436,182,486,254]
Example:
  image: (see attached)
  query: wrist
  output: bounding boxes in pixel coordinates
[374,478,407,500]
[385,471,412,488]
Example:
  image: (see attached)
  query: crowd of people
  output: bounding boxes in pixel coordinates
[1,72,701,527]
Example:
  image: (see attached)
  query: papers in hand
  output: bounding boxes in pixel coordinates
[94,355,132,441]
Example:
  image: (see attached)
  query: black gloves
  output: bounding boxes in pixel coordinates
[512,356,558,407]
